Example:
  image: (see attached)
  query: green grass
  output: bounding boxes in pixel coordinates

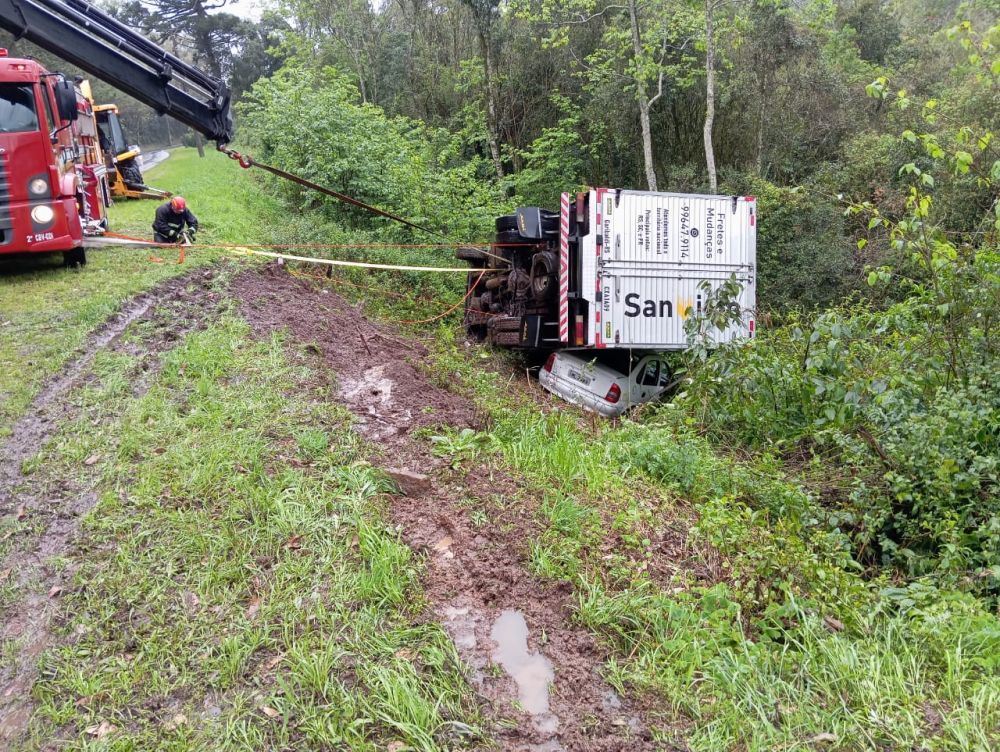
[0,148,284,438]
[421,332,1000,750]
[17,313,482,751]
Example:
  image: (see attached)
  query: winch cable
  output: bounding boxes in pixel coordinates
[218,145,511,265]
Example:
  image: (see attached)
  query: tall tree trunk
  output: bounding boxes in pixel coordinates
[703,0,718,193]
[628,0,657,191]
[478,29,504,179]
[194,132,205,158]
[755,73,767,175]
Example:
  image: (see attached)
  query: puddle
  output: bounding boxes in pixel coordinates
[490,610,558,734]
[340,365,393,406]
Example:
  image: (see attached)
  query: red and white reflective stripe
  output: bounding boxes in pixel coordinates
[558,192,570,342]
[595,188,604,348]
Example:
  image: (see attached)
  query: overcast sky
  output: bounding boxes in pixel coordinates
[218,0,269,21]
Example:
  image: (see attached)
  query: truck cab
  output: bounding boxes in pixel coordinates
[0,49,109,264]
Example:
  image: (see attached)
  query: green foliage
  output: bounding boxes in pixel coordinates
[513,98,593,207]
[723,172,855,309]
[238,64,512,242]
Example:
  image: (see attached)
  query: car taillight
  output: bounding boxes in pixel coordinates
[604,383,621,403]
[542,353,556,373]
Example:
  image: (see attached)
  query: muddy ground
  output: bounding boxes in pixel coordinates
[1,262,655,750]
[233,266,653,751]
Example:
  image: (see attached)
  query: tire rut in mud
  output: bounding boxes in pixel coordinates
[0,265,226,744]
[233,265,653,751]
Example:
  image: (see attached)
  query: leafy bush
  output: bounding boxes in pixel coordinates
[238,64,512,242]
[673,247,1000,591]
[721,172,855,309]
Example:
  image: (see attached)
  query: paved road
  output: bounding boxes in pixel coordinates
[139,149,170,172]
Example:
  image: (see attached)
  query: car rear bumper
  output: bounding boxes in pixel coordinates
[538,370,626,417]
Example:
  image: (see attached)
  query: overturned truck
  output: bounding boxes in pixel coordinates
[460,189,757,352]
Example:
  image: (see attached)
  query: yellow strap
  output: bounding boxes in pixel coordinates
[233,248,473,273]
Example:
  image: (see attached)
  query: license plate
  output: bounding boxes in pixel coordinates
[568,368,591,385]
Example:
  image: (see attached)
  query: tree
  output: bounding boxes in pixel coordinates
[460,0,507,179]
[534,0,700,191]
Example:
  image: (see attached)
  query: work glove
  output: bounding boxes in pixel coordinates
[188,230,197,243]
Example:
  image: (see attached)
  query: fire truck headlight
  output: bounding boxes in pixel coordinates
[28,178,49,196]
[31,205,55,224]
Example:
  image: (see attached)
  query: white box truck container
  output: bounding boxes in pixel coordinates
[460,188,756,351]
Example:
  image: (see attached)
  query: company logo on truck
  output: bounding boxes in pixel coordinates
[624,293,673,318]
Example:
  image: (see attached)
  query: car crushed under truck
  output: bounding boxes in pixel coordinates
[460,189,757,414]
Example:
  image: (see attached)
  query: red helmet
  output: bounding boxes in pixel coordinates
[170,196,187,212]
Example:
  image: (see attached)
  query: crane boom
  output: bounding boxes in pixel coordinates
[0,0,233,144]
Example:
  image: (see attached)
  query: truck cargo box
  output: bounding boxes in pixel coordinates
[462,188,756,352]
[569,189,756,350]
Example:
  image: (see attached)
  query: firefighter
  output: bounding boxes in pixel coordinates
[152,196,198,243]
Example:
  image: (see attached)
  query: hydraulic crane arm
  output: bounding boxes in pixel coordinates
[0,0,233,144]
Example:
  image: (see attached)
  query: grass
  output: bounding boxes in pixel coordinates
[5,138,999,750]
[0,147,285,438]
[16,313,482,750]
[418,332,1000,750]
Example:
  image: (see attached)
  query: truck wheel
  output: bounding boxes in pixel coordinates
[456,246,488,264]
[491,329,521,347]
[120,159,145,189]
[63,247,87,267]
[491,316,521,332]
[530,251,557,302]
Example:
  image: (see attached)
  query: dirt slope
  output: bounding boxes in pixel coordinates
[233,265,653,751]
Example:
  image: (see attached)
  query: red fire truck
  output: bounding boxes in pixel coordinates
[0,50,110,265]
[0,0,233,266]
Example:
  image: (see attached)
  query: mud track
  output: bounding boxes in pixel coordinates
[0,266,226,744]
[234,265,653,751]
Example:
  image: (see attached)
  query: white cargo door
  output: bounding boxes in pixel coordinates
[596,191,756,349]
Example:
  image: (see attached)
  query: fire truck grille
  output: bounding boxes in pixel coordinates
[0,167,12,240]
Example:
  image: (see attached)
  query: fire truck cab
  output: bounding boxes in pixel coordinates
[0,48,109,265]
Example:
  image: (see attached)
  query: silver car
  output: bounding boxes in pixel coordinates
[538,351,673,417]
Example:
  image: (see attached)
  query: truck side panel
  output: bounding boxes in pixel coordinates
[578,190,755,350]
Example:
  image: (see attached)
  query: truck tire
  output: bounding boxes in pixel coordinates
[491,329,521,347]
[495,215,518,233]
[456,246,488,264]
[63,247,87,267]
[530,251,557,302]
[119,159,145,189]
[491,316,521,332]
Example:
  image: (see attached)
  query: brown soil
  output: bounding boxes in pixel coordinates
[0,265,227,744]
[233,264,654,751]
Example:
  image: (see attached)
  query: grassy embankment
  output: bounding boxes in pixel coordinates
[4,149,484,750]
[195,148,1000,747]
[264,190,1000,745]
[0,148,277,438]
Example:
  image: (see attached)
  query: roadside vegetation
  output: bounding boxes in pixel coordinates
[0,149,281,439]
[224,6,1000,748]
[22,314,480,750]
